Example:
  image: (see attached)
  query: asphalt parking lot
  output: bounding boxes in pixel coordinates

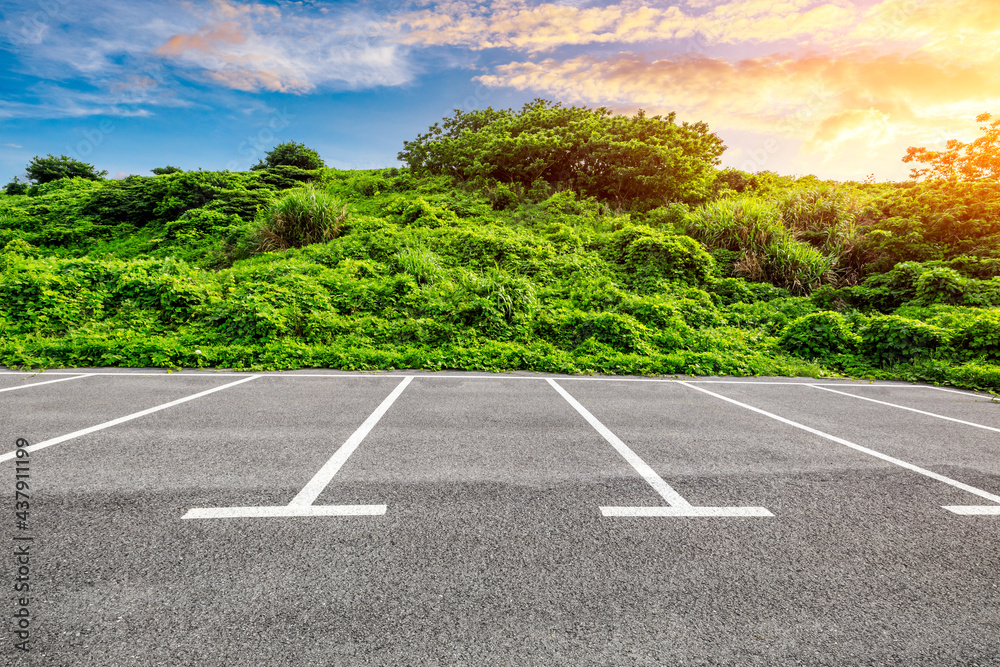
[2,370,999,666]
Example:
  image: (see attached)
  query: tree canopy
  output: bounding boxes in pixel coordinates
[251,142,325,171]
[151,165,184,175]
[398,99,726,208]
[25,154,107,184]
[904,113,1000,182]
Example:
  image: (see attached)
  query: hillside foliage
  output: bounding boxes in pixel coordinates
[1,125,999,392]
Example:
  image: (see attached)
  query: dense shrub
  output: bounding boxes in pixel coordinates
[26,154,107,184]
[606,225,715,288]
[399,99,724,208]
[913,267,967,305]
[949,311,1000,361]
[857,314,949,365]
[251,142,325,171]
[778,311,859,358]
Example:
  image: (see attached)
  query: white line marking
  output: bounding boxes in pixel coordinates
[185,376,412,519]
[686,380,910,386]
[547,378,772,517]
[548,378,691,507]
[678,381,1000,510]
[0,376,260,463]
[601,506,774,517]
[290,376,412,506]
[943,506,1000,515]
[183,505,387,519]
[927,385,987,396]
[0,374,93,392]
[808,385,1000,434]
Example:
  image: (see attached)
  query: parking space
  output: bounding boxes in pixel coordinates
[698,381,1000,511]
[0,374,245,457]
[2,371,999,665]
[809,382,1000,431]
[0,372,93,392]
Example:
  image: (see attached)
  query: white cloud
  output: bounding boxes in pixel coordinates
[388,0,859,52]
[154,0,414,92]
[0,0,416,119]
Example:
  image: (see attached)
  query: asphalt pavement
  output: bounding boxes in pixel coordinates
[1,370,999,666]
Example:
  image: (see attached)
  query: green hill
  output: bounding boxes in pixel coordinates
[2,107,999,391]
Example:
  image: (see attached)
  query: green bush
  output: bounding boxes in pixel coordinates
[778,311,859,358]
[949,311,1000,361]
[606,225,715,288]
[4,178,28,195]
[683,195,831,293]
[348,173,389,197]
[858,314,949,365]
[913,267,967,305]
[109,260,208,324]
[399,99,724,207]
[26,154,107,184]
[534,308,656,354]
[251,142,325,171]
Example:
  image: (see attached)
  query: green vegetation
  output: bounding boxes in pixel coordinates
[398,99,724,209]
[25,154,107,184]
[252,141,326,171]
[904,113,1000,182]
[151,166,184,175]
[2,110,999,392]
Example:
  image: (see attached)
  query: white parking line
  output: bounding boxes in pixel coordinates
[808,385,1000,434]
[184,376,413,519]
[0,373,93,392]
[547,379,772,518]
[0,376,260,463]
[679,381,1000,516]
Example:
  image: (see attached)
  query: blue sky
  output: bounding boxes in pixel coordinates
[2,0,997,184]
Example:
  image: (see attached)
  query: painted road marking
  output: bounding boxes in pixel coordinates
[808,384,1000,434]
[679,381,1000,516]
[183,376,413,519]
[944,506,1000,515]
[0,376,260,463]
[547,379,772,518]
[183,505,387,518]
[0,373,93,392]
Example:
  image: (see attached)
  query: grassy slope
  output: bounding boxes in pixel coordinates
[1,168,999,392]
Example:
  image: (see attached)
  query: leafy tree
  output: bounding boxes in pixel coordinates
[4,177,28,195]
[904,113,1000,181]
[251,142,325,171]
[25,154,107,184]
[151,166,184,175]
[398,99,726,208]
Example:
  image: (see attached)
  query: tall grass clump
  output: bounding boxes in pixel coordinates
[685,195,830,293]
[252,186,347,252]
[779,186,875,286]
[394,246,445,284]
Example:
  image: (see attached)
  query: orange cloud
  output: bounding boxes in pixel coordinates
[476,49,1000,177]
[157,21,246,56]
